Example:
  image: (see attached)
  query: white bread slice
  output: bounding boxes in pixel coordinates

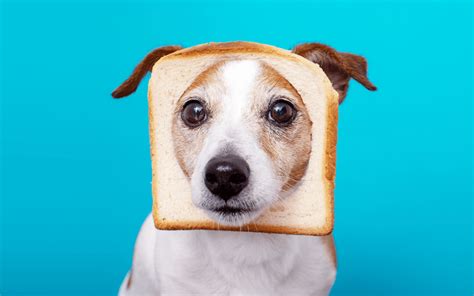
[148,42,338,236]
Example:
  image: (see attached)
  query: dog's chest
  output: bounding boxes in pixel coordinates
[154,230,336,295]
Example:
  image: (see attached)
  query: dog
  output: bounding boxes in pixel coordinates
[112,42,376,295]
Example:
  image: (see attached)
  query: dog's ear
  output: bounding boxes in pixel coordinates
[112,45,183,98]
[292,43,376,103]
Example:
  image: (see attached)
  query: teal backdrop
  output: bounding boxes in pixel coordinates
[1,0,472,295]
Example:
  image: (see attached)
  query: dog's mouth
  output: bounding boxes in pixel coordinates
[210,205,253,215]
[201,203,261,226]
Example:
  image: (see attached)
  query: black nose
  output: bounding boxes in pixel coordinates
[204,155,250,201]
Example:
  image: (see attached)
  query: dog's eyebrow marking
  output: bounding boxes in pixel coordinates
[182,60,226,96]
[259,63,303,106]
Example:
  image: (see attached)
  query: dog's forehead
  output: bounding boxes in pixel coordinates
[220,60,260,106]
[187,59,261,90]
[221,60,260,91]
[181,58,302,107]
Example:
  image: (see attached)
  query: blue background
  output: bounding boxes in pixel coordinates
[1,0,472,295]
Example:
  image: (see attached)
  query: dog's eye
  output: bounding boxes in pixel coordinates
[181,100,207,127]
[268,100,296,126]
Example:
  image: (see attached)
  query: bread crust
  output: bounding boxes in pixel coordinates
[169,41,293,59]
[149,41,338,236]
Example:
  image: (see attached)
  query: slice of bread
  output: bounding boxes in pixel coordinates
[148,42,338,236]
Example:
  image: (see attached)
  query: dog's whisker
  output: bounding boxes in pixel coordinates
[252,221,258,232]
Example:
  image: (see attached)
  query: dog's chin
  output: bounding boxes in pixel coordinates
[195,193,266,226]
[202,206,263,227]
[192,185,280,227]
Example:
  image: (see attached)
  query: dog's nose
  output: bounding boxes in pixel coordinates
[204,155,250,201]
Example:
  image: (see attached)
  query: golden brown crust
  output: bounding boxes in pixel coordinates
[148,80,159,228]
[322,94,339,236]
[155,218,332,236]
[163,42,307,66]
[169,42,290,58]
[324,97,338,183]
[150,41,338,236]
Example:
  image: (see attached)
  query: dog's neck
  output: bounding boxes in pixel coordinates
[197,230,299,265]
[192,230,301,288]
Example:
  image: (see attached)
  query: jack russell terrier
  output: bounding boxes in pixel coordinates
[112,42,376,295]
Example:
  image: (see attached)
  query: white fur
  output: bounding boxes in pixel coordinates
[191,60,280,226]
[119,60,336,295]
[120,215,336,296]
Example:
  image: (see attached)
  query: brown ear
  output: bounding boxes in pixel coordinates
[112,45,183,98]
[292,43,376,103]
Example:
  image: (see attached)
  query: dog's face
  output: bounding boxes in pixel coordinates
[112,42,376,227]
[172,60,312,226]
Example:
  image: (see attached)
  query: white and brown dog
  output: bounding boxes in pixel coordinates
[112,42,376,296]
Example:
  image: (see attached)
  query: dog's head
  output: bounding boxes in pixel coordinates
[112,42,376,227]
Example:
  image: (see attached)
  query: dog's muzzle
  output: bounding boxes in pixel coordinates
[204,155,250,201]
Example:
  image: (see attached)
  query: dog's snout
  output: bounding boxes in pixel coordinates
[204,155,250,201]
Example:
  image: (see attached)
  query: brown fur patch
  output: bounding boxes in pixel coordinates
[292,43,376,103]
[126,268,133,289]
[171,61,226,178]
[256,64,312,192]
[283,155,311,191]
[181,61,226,97]
[112,45,182,98]
[259,63,303,103]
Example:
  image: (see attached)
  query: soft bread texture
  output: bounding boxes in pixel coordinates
[149,42,338,236]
